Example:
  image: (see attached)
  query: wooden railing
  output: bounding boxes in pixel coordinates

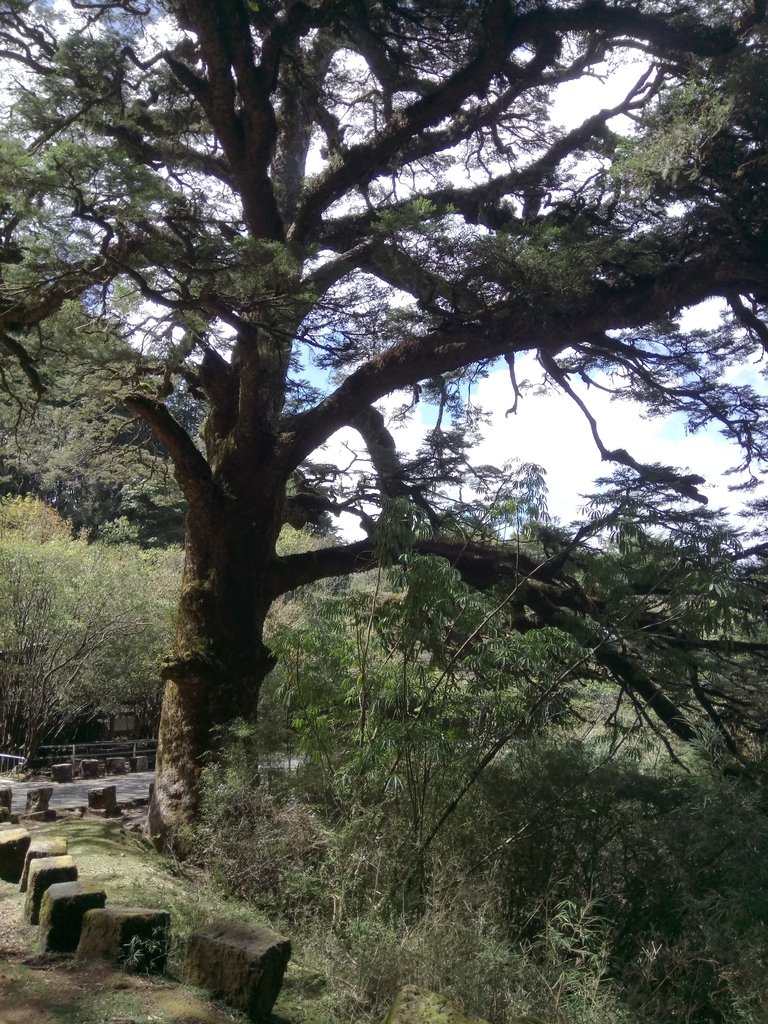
[0,753,26,776]
[27,740,157,771]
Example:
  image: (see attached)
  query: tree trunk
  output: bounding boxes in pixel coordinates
[146,644,275,853]
[146,492,282,853]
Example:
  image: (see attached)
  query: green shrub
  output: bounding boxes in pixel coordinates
[195,723,768,1024]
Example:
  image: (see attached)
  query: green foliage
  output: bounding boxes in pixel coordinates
[0,496,180,753]
[614,81,734,191]
[122,925,168,975]
[467,223,601,304]
[195,712,768,1024]
[0,322,189,545]
[266,544,587,882]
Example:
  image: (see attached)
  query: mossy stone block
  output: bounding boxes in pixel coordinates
[24,855,78,924]
[0,826,31,883]
[20,836,69,892]
[38,880,107,952]
[76,907,170,974]
[382,986,547,1024]
[183,920,291,1022]
[51,763,74,783]
[87,785,117,813]
[382,987,487,1024]
[0,786,11,810]
[80,759,100,779]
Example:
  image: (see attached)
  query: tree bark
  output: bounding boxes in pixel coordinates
[147,634,276,853]
[127,310,297,850]
[144,457,285,851]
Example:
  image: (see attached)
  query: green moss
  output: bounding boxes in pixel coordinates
[382,986,546,1024]
[383,986,489,1024]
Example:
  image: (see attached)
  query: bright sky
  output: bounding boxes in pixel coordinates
[469,350,765,525]
[322,344,766,539]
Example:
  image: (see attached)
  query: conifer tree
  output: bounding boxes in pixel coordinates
[1,0,767,848]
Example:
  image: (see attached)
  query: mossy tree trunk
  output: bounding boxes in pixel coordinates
[146,617,278,849]
[145,509,282,851]
[128,326,294,851]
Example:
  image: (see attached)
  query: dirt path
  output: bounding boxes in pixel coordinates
[0,890,31,959]
[0,957,249,1024]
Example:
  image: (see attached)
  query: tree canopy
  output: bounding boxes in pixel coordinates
[1,0,768,847]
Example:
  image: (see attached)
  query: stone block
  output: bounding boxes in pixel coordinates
[51,763,74,783]
[383,986,494,1024]
[105,757,127,774]
[24,809,57,822]
[0,786,11,810]
[183,920,291,1021]
[0,826,31,883]
[80,759,100,779]
[76,907,170,974]
[133,755,148,772]
[25,787,53,813]
[0,807,9,823]
[38,880,107,952]
[20,836,69,892]
[88,785,118,813]
[24,855,78,924]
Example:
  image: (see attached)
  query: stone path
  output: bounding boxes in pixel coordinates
[2,772,155,812]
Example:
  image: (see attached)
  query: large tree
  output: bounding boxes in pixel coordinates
[2,0,768,848]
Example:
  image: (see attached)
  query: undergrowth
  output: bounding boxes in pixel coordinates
[193,728,768,1024]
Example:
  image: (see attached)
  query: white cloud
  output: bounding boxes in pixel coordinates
[470,361,758,524]
[322,351,767,539]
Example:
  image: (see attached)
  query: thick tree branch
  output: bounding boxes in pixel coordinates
[595,643,697,743]
[0,330,43,395]
[170,0,283,239]
[123,393,221,513]
[279,240,768,472]
[272,535,546,598]
[315,68,660,254]
[288,0,530,245]
[727,292,768,351]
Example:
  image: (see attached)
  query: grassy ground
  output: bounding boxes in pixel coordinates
[0,818,335,1024]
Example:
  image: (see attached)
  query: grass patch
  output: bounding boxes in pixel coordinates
[34,820,272,973]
